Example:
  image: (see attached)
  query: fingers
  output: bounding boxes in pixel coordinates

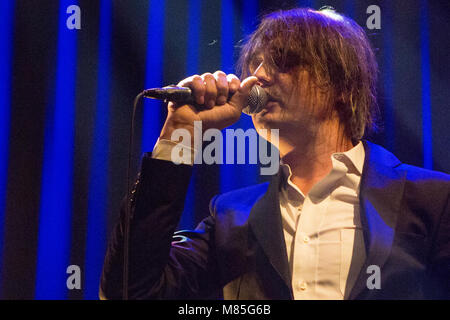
[177,71,245,108]
[214,71,229,106]
[178,75,205,105]
[228,76,258,111]
[202,73,217,109]
[227,74,240,96]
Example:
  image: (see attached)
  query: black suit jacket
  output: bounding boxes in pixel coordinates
[100,141,450,299]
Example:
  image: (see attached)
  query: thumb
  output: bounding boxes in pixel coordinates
[228,76,259,111]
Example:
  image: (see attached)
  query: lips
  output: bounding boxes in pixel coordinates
[260,91,280,114]
[265,93,280,106]
[260,100,278,115]
[266,90,282,103]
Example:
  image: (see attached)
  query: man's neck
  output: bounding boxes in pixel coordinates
[279,129,354,195]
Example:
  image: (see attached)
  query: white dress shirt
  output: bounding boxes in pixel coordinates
[279,141,366,299]
[151,139,366,299]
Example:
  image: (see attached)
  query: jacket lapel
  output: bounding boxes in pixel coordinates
[246,140,406,300]
[348,140,407,299]
[248,172,293,298]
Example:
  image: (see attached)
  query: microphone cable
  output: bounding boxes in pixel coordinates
[122,91,145,300]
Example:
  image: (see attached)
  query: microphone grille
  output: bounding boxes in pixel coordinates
[243,85,268,115]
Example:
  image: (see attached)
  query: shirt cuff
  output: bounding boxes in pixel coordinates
[151,138,196,166]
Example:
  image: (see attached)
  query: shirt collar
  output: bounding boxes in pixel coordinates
[280,141,365,200]
[333,140,365,175]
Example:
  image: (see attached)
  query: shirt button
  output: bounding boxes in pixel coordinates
[298,281,307,291]
[303,235,310,243]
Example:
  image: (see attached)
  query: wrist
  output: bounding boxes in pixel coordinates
[159,119,196,147]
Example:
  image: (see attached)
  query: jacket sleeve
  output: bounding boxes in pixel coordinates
[99,154,220,299]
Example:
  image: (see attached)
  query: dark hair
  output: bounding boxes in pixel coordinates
[238,7,379,140]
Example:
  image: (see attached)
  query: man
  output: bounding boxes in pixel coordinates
[100,7,450,299]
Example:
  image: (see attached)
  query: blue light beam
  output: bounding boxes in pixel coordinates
[84,0,112,299]
[35,0,78,299]
[0,0,15,287]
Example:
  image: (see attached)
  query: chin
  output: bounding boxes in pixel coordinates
[253,110,288,128]
[253,119,286,141]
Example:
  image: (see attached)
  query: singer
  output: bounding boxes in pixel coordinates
[100,7,450,299]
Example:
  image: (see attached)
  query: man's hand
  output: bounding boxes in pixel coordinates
[159,71,258,142]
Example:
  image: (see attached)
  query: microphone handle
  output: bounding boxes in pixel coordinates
[142,85,266,114]
[143,86,195,104]
[143,86,231,111]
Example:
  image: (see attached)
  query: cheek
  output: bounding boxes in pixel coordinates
[275,82,299,108]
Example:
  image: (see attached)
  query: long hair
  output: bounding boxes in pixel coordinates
[238,7,379,141]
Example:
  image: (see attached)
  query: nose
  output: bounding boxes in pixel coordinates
[252,61,273,87]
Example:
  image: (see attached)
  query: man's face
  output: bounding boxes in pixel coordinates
[249,54,331,141]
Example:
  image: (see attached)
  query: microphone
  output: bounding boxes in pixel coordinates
[142,84,267,115]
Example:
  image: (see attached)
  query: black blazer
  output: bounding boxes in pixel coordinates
[100,141,450,299]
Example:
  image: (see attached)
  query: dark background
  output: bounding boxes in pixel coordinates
[0,0,448,299]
